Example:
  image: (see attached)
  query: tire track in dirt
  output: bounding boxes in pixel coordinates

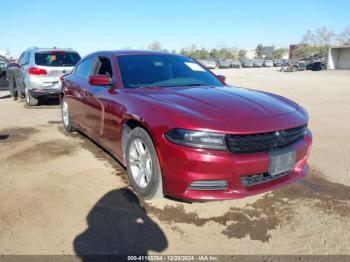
[143,169,350,242]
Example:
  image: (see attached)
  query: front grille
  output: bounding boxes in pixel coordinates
[241,171,290,187]
[226,125,307,153]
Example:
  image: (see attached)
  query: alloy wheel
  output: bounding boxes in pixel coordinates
[128,138,153,188]
[62,100,69,127]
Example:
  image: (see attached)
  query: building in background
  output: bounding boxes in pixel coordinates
[262,45,276,57]
[289,45,298,59]
[328,46,350,69]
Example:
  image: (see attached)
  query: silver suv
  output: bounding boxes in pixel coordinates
[17,47,81,105]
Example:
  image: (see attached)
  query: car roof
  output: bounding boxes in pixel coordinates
[25,47,78,53]
[85,50,182,58]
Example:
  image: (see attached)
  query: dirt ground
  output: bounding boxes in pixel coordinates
[0,68,349,256]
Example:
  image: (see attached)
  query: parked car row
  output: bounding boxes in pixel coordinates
[198,57,327,72]
[198,58,289,69]
[4,48,312,202]
[280,59,327,72]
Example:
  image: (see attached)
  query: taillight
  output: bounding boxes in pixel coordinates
[28,67,47,75]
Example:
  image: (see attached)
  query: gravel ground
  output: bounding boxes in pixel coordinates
[0,68,349,256]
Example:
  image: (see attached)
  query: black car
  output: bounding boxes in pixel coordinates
[273,59,283,67]
[0,55,9,80]
[306,61,327,71]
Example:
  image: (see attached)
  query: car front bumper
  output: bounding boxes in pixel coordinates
[159,130,312,201]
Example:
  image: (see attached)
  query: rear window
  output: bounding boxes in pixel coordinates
[35,51,81,67]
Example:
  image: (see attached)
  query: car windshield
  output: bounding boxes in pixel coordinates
[35,51,81,67]
[117,54,223,89]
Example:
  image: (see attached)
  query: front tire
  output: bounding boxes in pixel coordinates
[25,87,38,106]
[126,127,163,199]
[61,97,75,132]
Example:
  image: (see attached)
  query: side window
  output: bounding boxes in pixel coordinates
[22,52,30,65]
[18,52,29,65]
[75,57,95,79]
[93,57,113,77]
[18,53,24,64]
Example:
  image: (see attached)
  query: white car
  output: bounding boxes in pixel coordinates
[263,60,273,67]
[17,47,81,106]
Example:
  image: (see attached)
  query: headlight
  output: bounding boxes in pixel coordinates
[166,129,227,150]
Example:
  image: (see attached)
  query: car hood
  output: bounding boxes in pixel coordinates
[132,86,299,121]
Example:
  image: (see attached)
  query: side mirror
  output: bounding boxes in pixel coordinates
[88,75,112,86]
[216,74,226,84]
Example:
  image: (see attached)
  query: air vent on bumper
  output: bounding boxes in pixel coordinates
[189,180,228,190]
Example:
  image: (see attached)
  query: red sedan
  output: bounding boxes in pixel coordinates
[60,51,312,201]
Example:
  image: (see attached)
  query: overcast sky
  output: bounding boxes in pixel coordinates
[1,0,349,57]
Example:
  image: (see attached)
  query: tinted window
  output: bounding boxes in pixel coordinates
[35,51,81,67]
[75,57,95,79]
[117,54,223,89]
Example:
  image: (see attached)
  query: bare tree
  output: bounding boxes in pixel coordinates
[338,27,350,46]
[147,41,162,51]
[315,26,335,45]
[301,26,335,46]
[301,30,316,44]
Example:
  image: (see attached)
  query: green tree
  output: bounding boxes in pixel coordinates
[273,48,288,59]
[295,45,328,59]
[210,49,220,59]
[238,49,247,59]
[256,43,264,58]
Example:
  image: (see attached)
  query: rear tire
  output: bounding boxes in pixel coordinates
[61,97,75,132]
[25,87,38,106]
[126,127,163,199]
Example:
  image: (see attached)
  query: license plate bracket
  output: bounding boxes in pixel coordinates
[269,149,296,176]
